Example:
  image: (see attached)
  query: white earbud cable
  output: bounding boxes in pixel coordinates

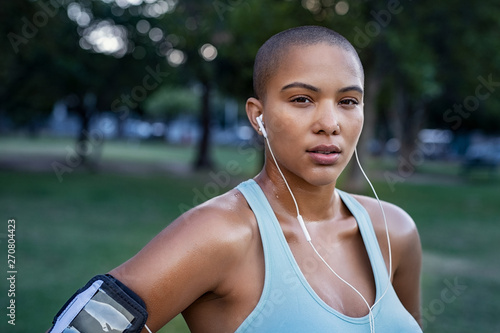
[263,132,392,333]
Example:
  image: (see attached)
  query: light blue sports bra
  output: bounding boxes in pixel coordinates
[235,179,422,332]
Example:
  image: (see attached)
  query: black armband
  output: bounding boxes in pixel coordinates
[49,274,148,333]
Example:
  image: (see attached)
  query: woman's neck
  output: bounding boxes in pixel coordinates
[255,166,343,223]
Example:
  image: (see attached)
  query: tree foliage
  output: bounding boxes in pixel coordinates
[1,0,499,168]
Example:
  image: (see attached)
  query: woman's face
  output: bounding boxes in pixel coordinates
[261,43,364,187]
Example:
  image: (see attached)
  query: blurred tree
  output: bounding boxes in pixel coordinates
[363,0,442,165]
[155,0,224,169]
[0,1,63,134]
[144,85,200,119]
[371,0,500,164]
[1,0,170,167]
[424,0,500,134]
[2,0,499,177]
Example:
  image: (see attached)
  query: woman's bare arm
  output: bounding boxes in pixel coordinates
[109,194,253,332]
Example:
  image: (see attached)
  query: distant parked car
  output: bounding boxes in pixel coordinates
[462,140,500,174]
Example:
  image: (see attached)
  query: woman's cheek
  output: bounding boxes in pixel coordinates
[266,109,290,137]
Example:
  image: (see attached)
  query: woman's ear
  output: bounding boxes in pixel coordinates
[246,97,264,135]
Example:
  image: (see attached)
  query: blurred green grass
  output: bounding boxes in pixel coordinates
[0,136,499,333]
[0,135,262,176]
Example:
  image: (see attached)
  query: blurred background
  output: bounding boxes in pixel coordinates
[1,0,499,332]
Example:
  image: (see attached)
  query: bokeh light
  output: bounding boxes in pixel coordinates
[148,27,164,42]
[67,2,93,27]
[136,19,151,34]
[166,49,186,67]
[199,43,218,62]
[79,20,128,58]
[335,1,349,15]
[302,0,321,14]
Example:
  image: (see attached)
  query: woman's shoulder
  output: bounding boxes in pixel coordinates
[348,192,421,277]
[173,187,259,254]
[108,187,260,330]
[349,192,418,240]
[184,186,255,228]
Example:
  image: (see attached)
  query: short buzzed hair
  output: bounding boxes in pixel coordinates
[253,25,364,100]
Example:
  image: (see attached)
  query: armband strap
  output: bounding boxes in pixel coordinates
[49,274,148,333]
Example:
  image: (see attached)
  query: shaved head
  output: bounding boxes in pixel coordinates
[253,26,364,100]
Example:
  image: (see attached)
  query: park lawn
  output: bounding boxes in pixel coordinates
[1,170,199,333]
[0,135,263,177]
[0,139,499,332]
[375,181,500,332]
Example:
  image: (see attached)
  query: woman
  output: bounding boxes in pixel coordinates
[50,26,422,333]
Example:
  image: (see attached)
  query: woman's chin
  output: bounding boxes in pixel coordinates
[302,170,341,188]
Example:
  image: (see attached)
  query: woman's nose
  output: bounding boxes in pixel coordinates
[313,101,340,135]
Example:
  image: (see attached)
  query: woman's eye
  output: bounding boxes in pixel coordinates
[339,98,359,106]
[291,96,312,104]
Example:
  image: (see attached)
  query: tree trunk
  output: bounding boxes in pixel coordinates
[342,69,382,193]
[395,89,425,166]
[76,101,91,167]
[194,80,214,170]
[75,93,101,171]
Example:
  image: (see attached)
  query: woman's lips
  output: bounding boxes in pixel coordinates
[306,144,341,165]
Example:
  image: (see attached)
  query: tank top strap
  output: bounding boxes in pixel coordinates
[336,189,390,287]
[236,179,298,289]
[236,180,389,288]
[236,179,286,250]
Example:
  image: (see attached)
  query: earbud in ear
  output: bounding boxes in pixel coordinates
[256,115,268,139]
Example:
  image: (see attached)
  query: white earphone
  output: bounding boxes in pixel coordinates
[256,114,267,139]
[255,114,392,333]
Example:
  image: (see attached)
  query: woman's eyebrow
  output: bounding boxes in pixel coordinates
[281,82,364,95]
[338,85,364,95]
[281,82,320,92]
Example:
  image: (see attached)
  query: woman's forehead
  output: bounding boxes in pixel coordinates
[268,43,364,92]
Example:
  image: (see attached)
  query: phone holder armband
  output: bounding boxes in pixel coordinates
[49,274,148,333]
